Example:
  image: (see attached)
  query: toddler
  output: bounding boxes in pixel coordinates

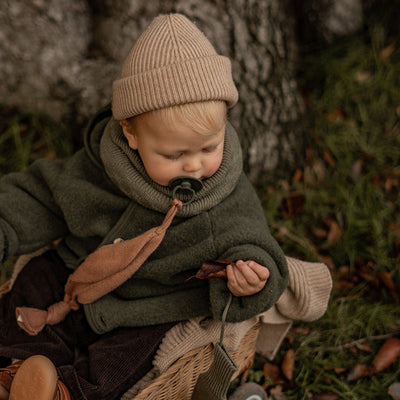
[0,13,288,400]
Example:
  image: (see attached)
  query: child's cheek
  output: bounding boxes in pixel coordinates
[207,154,223,177]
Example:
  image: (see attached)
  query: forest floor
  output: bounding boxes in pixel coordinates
[0,22,399,400]
[248,24,400,400]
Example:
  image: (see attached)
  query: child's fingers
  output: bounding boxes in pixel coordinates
[235,260,269,285]
[247,261,270,282]
[235,260,262,286]
[226,261,270,296]
[226,263,246,288]
[226,264,249,296]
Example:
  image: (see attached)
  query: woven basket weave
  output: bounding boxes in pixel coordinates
[129,322,261,400]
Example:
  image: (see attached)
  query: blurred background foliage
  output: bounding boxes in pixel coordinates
[0,6,399,400]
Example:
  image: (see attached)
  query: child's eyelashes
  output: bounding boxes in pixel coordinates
[161,146,218,160]
[202,145,217,153]
[163,153,183,160]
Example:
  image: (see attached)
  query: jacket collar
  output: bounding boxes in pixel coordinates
[99,117,243,217]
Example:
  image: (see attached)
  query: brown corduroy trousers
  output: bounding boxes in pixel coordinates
[0,250,175,400]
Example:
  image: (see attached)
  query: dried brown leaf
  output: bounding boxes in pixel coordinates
[310,393,339,400]
[347,363,372,381]
[351,160,363,182]
[355,71,372,83]
[317,255,335,270]
[377,271,399,302]
[311,226,328,239]
[380,44,395,60]
[280,192,305,218]
[327,220,342,245]
[263,362,283,386]
[325,108,345,123]
[385,177,399,192]
[323,149,335,166]
[281,349,295,380]
[292,169,303,183]
[186,260,232,281]
[372,338,400,372]
[348,338,400,381]
[270,385,287,400]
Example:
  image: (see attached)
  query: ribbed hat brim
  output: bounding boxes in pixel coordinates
[112,55,238,120]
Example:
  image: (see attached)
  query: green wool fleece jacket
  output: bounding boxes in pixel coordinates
[0,108,288,334]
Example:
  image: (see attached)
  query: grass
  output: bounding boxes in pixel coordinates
[250,25,400,399]
[0,108,73,175]
[1,23,399,400]
[261,25,400,277]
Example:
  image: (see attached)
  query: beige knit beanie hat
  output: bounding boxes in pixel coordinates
[112,13,238,120]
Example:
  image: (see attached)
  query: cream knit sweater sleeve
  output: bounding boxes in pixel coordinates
[266,257,333,323]
[256,257,332,359]
[152,257,332,372]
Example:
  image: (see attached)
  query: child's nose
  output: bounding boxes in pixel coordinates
[183,156,201,172]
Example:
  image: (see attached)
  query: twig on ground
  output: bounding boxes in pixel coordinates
[324,331,400,352]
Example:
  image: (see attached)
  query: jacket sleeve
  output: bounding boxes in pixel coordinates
[0,158,70,263]
[207,174,289,323]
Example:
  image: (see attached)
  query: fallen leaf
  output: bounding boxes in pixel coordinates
[336,265,351,279]
[280,192,305,218]
[310,393,339,400]
[348,338,400,381]
[263,362,283,387]
[377,271,399,302]
[290,326,310,336]
[186,260,232,281]
[389,382,400,400]
[323,149,335,166]
[355,71,372,83]
[385,177,399,192]
[372,338,400,372]
[327,220,342,245]
[270,385,287,400]
[325,108,345,123]
[311,226,328,239]
[317,255,335,270]
[347,363,372,381]
[292,169,303,183]
[380,44,395,60]
[281,349,295,380]
[351,160,363,182]
[357,262,379,285]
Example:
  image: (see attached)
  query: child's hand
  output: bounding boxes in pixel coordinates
[226,260,269,297]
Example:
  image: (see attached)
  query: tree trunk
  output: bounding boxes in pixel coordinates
[0,0,305,182]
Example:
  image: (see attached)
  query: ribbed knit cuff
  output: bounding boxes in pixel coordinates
[276,257,333,321]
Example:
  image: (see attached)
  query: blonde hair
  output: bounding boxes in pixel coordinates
[127,101,227,136]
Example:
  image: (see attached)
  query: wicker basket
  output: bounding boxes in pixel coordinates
[130,322,261,400]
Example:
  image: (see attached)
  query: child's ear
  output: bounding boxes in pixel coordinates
[120,120,138,150]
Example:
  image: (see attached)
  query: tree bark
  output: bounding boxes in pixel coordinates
[1,0,306,182]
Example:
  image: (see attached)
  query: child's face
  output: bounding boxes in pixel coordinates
[121,112,225,187]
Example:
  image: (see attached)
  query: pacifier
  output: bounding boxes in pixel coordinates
[168,176,203,205]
